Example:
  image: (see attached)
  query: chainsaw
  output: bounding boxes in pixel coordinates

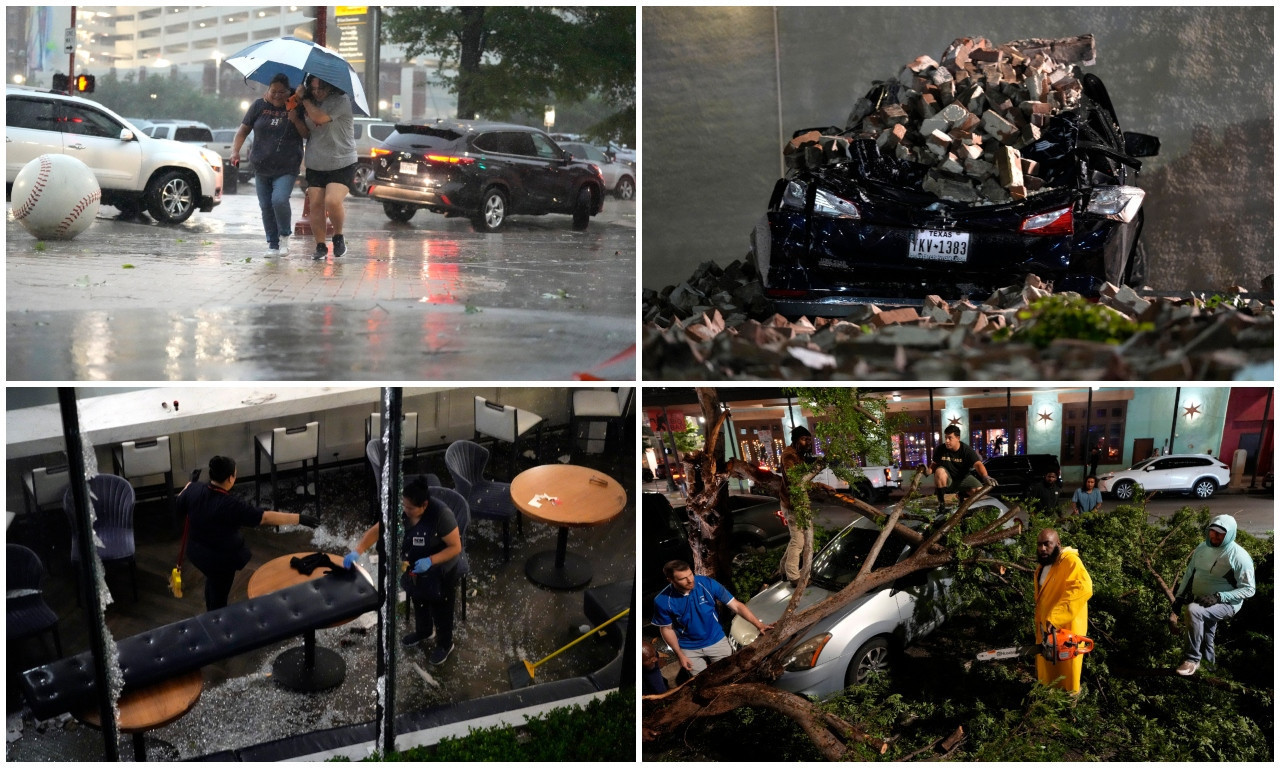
[976,622,1095,662]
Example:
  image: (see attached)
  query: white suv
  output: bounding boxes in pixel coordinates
[1099,454,1231,500]
[6,86,222,224]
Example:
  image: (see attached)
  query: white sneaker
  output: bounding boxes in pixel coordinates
[266,247,282,256]
[1175,659,1199,676]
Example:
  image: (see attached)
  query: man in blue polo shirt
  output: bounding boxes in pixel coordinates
[653,559,772,676]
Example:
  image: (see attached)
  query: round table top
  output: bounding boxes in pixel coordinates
[510,464,626,527]
[246,552,344,599]
[79,669,202,733]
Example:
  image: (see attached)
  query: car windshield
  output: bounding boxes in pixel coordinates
[810,527,908,590]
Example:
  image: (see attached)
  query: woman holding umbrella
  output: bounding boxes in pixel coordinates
[294,74,357,260]
[231,73,307,256]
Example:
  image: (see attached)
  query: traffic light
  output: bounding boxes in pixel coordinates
[75,74,95,93]
[52,73,68,92]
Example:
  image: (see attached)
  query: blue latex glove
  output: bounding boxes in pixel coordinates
[342,551,360,570]
[412,556,433,574]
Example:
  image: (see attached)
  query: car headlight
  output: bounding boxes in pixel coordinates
[198,148,222,169]
[783,633,832,671]
[781,181,860,218]
[1086,185,1144,223]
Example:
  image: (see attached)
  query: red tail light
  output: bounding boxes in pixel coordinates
[371,147,392,158]
[426,154,476,165]
[1019,206,1074,236]
[774,509,788,527]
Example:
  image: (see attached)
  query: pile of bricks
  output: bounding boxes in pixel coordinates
[784,34,1098,204]
[642,263,1274,381]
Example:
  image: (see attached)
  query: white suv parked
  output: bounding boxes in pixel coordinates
[1099,454,1231,500]
[5,86,222,224]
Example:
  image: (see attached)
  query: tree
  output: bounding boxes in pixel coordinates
[381,7,634,143]
[646,387,1021,758]
[90,69,243,128]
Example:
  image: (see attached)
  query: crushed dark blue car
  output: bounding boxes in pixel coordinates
[751,35,1160,316]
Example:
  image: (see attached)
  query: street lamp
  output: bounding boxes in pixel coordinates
[212,50,224,97]
[544,105,555,134]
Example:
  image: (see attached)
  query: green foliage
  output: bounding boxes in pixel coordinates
[784,463,814,529]
[1000,294,1154,348]
[671,419,703,453]
[382,7,634,142]
[350,688,632,761]
[729,525,836,598]
[91,69,244,128]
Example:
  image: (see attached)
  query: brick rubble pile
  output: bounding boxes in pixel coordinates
[785,34,1098,205]
[642,261,1274,381]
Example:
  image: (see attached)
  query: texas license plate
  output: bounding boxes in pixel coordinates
[399,161,418,176]
[908,230,970,262]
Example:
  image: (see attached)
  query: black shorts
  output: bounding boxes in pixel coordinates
[305,162,356,192]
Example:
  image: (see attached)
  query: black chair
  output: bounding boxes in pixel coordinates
[62,474,138,602]
[6,544,63,662]
[445,440,520,562]
[428,486,471,622]
[366,438,440,516]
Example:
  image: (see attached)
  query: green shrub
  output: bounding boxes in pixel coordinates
[1000,294,1153,348]
[346,688,633,761]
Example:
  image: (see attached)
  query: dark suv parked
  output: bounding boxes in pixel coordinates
[368,120,606,232]
[983,454,1062,498]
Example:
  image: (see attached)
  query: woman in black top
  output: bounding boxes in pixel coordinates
[346,476,462,665]
[231,72,307,255]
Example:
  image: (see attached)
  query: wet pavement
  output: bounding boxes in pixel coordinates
[6,186,636,381]
[5,445,635,760]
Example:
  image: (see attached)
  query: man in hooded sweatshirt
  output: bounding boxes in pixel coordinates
[1033,528,1093,693]
[1170,514,1255,676]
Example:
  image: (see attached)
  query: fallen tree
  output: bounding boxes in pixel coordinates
[644,386,1023,759]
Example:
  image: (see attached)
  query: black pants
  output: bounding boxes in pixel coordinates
[202,567,236,612]
[409,568,459,647]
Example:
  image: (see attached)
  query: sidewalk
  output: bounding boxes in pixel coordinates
[6,189,636,380]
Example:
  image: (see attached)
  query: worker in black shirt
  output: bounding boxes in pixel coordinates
[345,476,462,665]
[924,425,994,511]
[179,455,319,612]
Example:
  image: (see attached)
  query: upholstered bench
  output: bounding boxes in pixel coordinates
[583,579,633,648]
[20,569,379,720]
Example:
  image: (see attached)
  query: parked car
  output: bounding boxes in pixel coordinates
[351,117,398,196]
[810,463,901,501]
[211,128,253,182]
[368,120,606,231]
[1098,454,1230,500]
[141,119,215,149]
[5,86,222,224]
[730,498,1010,698]
[750,68,1159,316]
[983,454,1062,498]
[559,141,635,200]
[601,140,636,167]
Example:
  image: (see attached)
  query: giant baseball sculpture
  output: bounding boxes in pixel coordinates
[11,154,102,240]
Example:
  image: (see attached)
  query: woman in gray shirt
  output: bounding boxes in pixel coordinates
[293,74,357,260]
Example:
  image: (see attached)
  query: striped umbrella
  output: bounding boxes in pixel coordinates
[225,36,370,116]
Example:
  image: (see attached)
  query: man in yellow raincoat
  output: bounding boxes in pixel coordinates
[1033,528,1093,693]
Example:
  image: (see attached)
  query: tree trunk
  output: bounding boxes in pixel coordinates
[454,7,487,119]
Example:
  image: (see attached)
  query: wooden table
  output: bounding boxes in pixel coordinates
[79,669,202,761]
[511,465,626,589]
[247,552,349,692]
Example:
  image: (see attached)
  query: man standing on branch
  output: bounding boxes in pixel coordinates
[925,424,995,511]
[779,425,816,580]
[1033,528,1093,694]
[652,560,772,678]
[1170,515,1255,676]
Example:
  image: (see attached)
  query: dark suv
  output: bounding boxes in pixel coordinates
[983,454,1062,498]
[368,120,606,232]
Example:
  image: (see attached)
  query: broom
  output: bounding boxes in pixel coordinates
[508,608,629,689]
